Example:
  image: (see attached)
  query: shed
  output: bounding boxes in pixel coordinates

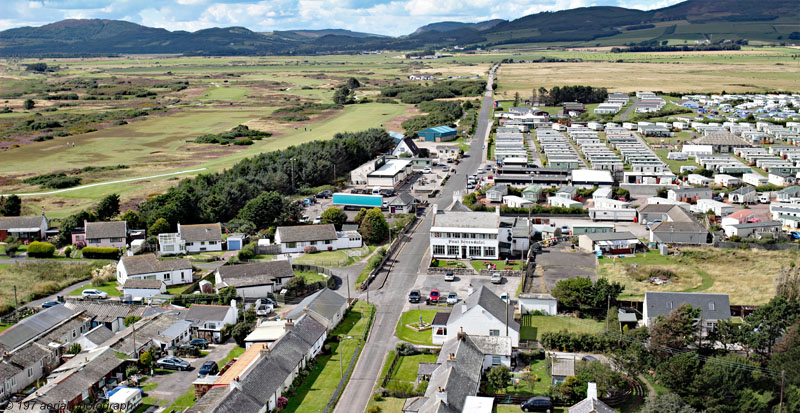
[518,293,557,315]
[418,126,457,142]
[227,233,246,251]
[578,232,639,254]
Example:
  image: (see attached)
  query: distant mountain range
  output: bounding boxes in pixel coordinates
[1,0,797,57]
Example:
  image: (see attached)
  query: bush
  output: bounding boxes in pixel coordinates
[81,247,121,259]
[303,245,318,254]
[237,243,255,260]
[64,246,72,258]
[27,241,55,258]
[395,342,419,356]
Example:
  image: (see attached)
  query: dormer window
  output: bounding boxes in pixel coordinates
[709,302,715,311]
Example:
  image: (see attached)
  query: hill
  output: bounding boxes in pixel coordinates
[410,19,505,35]
[272,29,387,39]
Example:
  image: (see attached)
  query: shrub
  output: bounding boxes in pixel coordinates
[64,246,72,258]
[395,342,419,356]
[237,243,255,261]
[27,241,55,258]
[81,247,120,259]
[303,245,318,254]
[68,343,82,354]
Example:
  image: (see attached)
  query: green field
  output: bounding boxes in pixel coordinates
[68,281,122,297]
[520,315,604,341]
[201,86,250,100]
[391,353,438,382]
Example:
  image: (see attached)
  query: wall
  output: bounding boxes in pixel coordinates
[446,307,519,347]
[518,298,557,315]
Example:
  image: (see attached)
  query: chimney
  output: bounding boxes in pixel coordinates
[230,376,242,390]
[435,387,447,405]
[587,382,598,400]
[259,344,270,359]
[447,353,457,366]
[457,327,466,341]
[230,299,236,309]
[284,319,294,332]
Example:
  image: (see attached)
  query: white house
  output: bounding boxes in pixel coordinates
[728,186,757,204]
[178,223,223,253]
[275,224,338,253]
[687,174,713,186]
[158,233,186,256]
[548,197,584,209]
[392,136,420,157]
[183,302,238,343]
[286,288,347,331]
[691,199,735,216]
[723,221,782,239]
[116,254,193,287]
[714,174,740,188]
[743,173,768,187]
[518,293,557,315]
[769,171,797,187]
[430,206,500,260]
[215,260,295,298]
[0,343,52,402]
[433,287,519,347]
[122,279,166,299]
[486,185,508,203]
[502,195,534,208]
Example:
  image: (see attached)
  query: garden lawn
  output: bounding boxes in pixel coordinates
[502,359,550,396]
[520,315,604,341]
[365,397,406,413]
[217,346,245,369]
[297,270,328,284]
[395,310,438,345]
[392,353,438,382]
[68,281,122,297]
[164,386,197,412]
[293,249,352,267]
[166,285,190,295]
[470,260,523,271]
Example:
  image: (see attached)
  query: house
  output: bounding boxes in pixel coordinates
[430,206,500,260]
[769,171,797,187]
[743,172,768,187]
[569,383,615,413]
[84,220,127,248]
[122,279,166,300]
[724,221,782,239]
[570,222,614,236]
[548,196,583,209]
[215,260,295,298]
[158,232,186,255]
[184,302,238,343]
[638,204,682,224]
[578,232,640,255]
[562,102,586,113]
[179,223,223,253]
[503,195,534,208]
[643,292,731,332]
[418,125,457,142]
[105,311,191,356]
[244,320,289,348]
[0,343,53,402]
[777,186,800,202]
[714,174,740,188]
[286,288,347,331]
[116,254,193,286]
[728,186,757,204]
[388,192,416,214]
[434,286,519,346]
[518,293,557,315]
[65,301,146,333]
[687,174,713,186]
[668,188,712,203]
[486,184,508,202]
[72,325,115,351]
[275,224,337,253]
[649,220,710,244]
[522,184,543,201]
[691,199,735,216]
[393,136,420,157]
[0,214,48,242]
[0,304,83,353]
[720,209,756,227]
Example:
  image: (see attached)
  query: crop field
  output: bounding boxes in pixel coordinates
[597,248,798,305]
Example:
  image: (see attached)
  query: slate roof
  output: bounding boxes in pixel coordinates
[569,397,615,413]
[184,304,233,323]
[81,326,115,346]
[9,343,50,367]
[693,132,750,147]
[286,288,346,327]
[552,357,575,377]
[275,224,338,243]
[419,334,485,413]
[217,260,294,288]
[639,204,680,213]
[65,302,146,324]
[389,192,416,206]
[123,279,165,290]
[644,292,731,321]
[0,215,45,231]
[583,231,638,241]
[179,223,222,242]
[120,254,192,276]
[432,210,499,230]
[730,186,756,195]
[85,221,127,240]
[0,304,77,351]
[34,348,125,406]
[432,312,451,326]
[447,286,519,332]
[0,362,21,381]
[469,335,512,356]
[651,221,707,233]
[400,136,420,155]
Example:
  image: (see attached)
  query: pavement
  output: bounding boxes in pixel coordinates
[334,63,500,413]
[146,341,236,405]
[533,245,597,293]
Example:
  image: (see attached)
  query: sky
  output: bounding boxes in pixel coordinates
[1,0,684,36]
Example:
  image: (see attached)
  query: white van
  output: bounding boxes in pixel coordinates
[109,387,142,413]
[372,186,381,195]
[758,193,770,203]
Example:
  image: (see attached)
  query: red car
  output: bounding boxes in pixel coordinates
[428,289,441,304]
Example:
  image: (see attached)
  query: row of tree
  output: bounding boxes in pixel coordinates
[401,100,465,136]
[380,80,484,104]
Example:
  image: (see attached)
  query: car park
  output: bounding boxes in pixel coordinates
[41,300,60,309]
[82,289,108,299]
[198,360,219,377]
[521,396,553,412]
[428,289,441,304]
[408,290,421,303]
[189,338,209,349]
[156,356,190,371]
[444,271,455,281]
[491,273,503,284]
[446,292,458,305]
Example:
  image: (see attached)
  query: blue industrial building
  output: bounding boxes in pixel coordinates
[417,125,457,142]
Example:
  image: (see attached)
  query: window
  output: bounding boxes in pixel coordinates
[72,329,76,338]
[324,240,332,245]
[164,273,170,280]
[484,247,496,257]
[469,246,482,257]
[709,302,715,311]
[447,245,459,256]
[27,368,32,378]
[433,245,446,256]
[287,242,297,248]
[489,329,500,336]
[40,360,43,368]
[492,356,502,366]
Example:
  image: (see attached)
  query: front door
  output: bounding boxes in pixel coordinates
[461,246,467,259]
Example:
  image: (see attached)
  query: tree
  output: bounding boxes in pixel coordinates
[320,207,347,230]
[23,99,35,110]
[740,296,800,359]
[656,187,669,198]
[656,353,701,397]
[95,193,120,220]
[513,92,520,107]
[120,209,144,230]
[346,77,361,89]
[139,351,153,369]
[68,343,81,355]
[690,354,763,411]
[590,278,624,308]
[4,237,21,257]
[777,265,800,301]
[237,191,284,229]
[148,218,171,235]
[359,208,389,244]
[771,322,800,386]
[124,315,142,327]
[231,322,254,347]
[487,366,511,393]
[354,208,368,225]
[237,242,255,261]
[0,194,21,216]
[640,393,697,413]
[551,277,593,309]
[57,209,97,246]
[333,85,351,105]
[649,304,701,359]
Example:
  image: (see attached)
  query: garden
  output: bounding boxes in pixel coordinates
[394,310,438,345]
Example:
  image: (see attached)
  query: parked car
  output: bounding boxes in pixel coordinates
[408,290,421,304]
[189,338,209,349]
[446,157,454,163]
[422,167,432,174]
[446,292,458,305]
[441,165,449,172]
[300,215,310,223]
[81,289,108,300]
[491,273,503,284]
[582,355,599,362]
[312,216,321,224]
[521,396,553,412]
[466,183,475,189]
[428,289,441,304]
[316,190,332,198]
[383,189,394,196]
[444,271,455,281]
[41,300,60,309]
[500,292,509,303]
[256,302,274,316]
[645,219,662,230]
[156,356,190,371]
[561,225,570,234]
[197,360,219,377]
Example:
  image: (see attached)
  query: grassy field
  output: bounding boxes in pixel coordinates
[597,248,798,304]
[392,353,438,382]
[68,281,122,297]
[365,397,406,413]
[470,259,524,271]
[297,270,328,284]
[0,261,102,311]
[395,310,438,345]
[520,315,604,341]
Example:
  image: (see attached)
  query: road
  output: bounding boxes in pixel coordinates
[334,63,499,413]
[1,168,207,197]
[618,97,639,121]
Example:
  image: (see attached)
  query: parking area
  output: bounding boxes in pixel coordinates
[405,272,521,309]
[546,217,650,239]
[533,245,596,292]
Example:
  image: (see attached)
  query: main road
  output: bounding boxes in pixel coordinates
[334,64,498,413]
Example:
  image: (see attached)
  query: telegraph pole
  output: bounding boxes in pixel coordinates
[13,286,18,322]
[779,370,785,413]
[291,158,296,193]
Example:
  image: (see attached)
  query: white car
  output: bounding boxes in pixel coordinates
[422,167,432,174]
[491,273,503,284]
[256,303,274,316]
[446,292,458,305]
[312,216,321,224]
[82,289,108,299]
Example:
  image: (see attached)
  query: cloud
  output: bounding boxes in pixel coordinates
[1,0,671,35]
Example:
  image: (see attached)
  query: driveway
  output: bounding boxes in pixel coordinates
[146,340,236,404]
[534,245,596,292]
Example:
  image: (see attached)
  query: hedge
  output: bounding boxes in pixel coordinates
[27,241,55,258]
[81,247,121,259]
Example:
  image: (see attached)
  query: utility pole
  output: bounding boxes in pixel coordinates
[779,370,785,413]
[505,296,509,337]
[291,158,296,193]
[345,273,351,302]
[606,294,610,331]
[13,286,18,323]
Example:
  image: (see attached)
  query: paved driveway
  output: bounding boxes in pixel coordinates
[146,341,236,404]
[534,245,596,293]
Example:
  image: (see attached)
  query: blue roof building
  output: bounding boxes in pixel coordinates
[418,125,457,142]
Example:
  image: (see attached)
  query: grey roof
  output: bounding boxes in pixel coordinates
[640,204,681,213]
[469,335,512,356]
[730,186,756,195]
[34,348,125,406]
[421,334,485,413]
[400,136,420,155]
[0,362,22,381]
[651,221,707,234]
[645,292,731,321]
[65,302,146,324]
[0,215,45,231]
[447,200,474,213]
[81,325,115,346]
[276,224,337,243]
[120,254,192,276]
[418,363,441,377]
[487,184,508,194]
[185,304,233,323]
[693,132,750,146]
[448,286,520,332]
[85,220,126,240]
[9,342,50,367]
[160,320,192,340]
[731,221,781,229]
[618,310,638,323]
[569,397,615,413]
[0,304,77,351]
[403,396,429,412]
[552,357,575,377]
[34,315,91,346]
[212,388,263,413]
[671,187,712,194]
[341,224,359,231]
[180,223,222,242]
[432,210,499,230]
[778,186,800,195]
[389,192,416,206]
[432,312,451,326]
[217,260,294,288]
[583,231,637,242]
[286,289,346,326]
[123,279,165,289]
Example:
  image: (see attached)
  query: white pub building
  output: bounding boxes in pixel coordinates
[430,205,500,260]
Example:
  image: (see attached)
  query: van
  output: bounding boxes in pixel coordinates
[372,186,381,195]
[758,193,770,203]
[108,387,142,413]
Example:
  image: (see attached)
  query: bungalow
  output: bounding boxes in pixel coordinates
[518,293,557,315]
[244,320,290,348]
[691,199,735,216]
[728,186,757,204]
[388,192,416,214]
[687,174,713,186]
[84,220,127,248]
[714,174,740,188]
[122,279,167,300]
[274,224,361,253]
[503,195,534,208]
[724,221,782,239]
[286,288,347,331]
[649,221,710,245]
[578,232,640,255]
[668,188,712,203]
[0,214,48,242]
[776,186,800,202]
[183,302,238,343]
[179,223,223,253]
[522,185,543,201]
[486,185,509,203]
[433,286,519,346]
[116,254,193,286]
[643,292,730,332]
[743,172,768,187]
[769,171,797,187]
[392,136,420,157]
[215,260,295,298]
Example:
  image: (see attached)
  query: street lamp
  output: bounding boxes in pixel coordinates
[339,335,355,379]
